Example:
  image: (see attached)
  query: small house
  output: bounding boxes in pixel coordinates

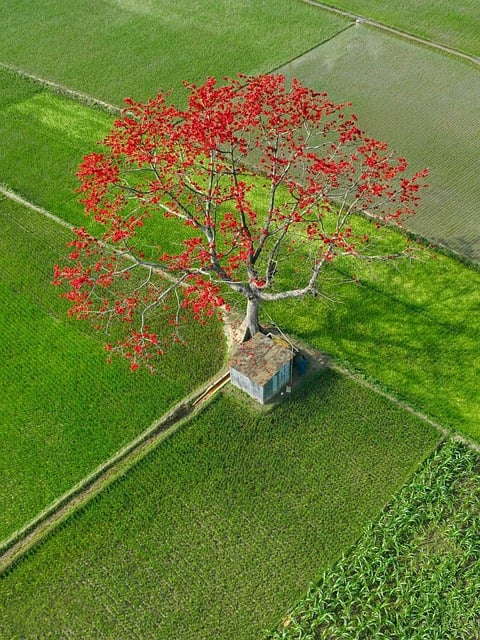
[229,332,293,404]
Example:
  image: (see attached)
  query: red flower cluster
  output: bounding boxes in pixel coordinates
[54,73,428,370]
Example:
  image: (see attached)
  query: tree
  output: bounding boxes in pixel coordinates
[54,74,428,371]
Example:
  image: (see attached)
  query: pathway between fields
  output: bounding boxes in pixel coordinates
[300,0,480,67]
[0,61,121,113]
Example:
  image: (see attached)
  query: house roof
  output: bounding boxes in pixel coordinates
[229,332,293,386]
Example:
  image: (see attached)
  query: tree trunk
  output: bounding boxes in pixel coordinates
[239,296,262,342]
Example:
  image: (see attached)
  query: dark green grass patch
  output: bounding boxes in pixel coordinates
[0,67,43,108]
[270,241,480,442]
[0,199,225,540]
[268,439,480,639]
[279,24,480,262]
[323,0,480,56]
[0,371,440,638]
[0,0,348,105]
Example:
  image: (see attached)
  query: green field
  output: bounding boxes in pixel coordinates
[1,1,479,637]
[271,242,480,442]
[269,439,480,639]
[279,24,480,262]
[0,372,440,639]
[1,69,478,445]
[0,0,348,105]
[323,0,480,56]
[0,70,112,226]
[0,198,225,541]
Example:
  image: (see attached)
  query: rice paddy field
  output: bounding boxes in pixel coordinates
[0,373,440,639]
[279,23,480,261]
[1,1,479,638]
[323,0,480,56]
[0,0,348,105]
[0,197,225,541]
[271,241,480,442]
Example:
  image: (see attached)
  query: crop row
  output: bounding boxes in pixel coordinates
[268,439,480,639]
[0,371,440,638]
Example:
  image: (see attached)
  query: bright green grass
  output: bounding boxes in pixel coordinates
[324,0,480,56]
[279,24,480,262]
[0,371,440,639]
[0,79,112,227]
[270,242,480,442]
[0,198,225,541]
[0,0,348,105]
[269,439,480,639]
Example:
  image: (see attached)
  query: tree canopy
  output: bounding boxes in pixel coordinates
[54,74,428,371]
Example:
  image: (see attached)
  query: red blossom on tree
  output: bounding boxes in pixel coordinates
[53,74,428,371]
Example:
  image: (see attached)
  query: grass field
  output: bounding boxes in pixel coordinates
[269,439,480,639]
[323,0,480,56]
[0,198,225,541]
[279,23,480,262]
[0,70,112,227]
[0,371,440,638]
[0,0,348,105]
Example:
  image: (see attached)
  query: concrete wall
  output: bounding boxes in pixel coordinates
[230,361,291,404]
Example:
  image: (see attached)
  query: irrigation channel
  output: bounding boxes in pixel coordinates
[0,370,231,575]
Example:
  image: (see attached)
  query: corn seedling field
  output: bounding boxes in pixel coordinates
[269,439,480,639]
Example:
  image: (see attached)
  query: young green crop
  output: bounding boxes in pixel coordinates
[322,0,480,56]
[268,439,480,639]
[279,25,480,262]
[0,0,348,105]
[0,198,225,540]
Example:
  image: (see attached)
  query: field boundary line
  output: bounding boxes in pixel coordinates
[0,61,121,114]
[329,362,450,438]
[268,22,356,74]
[300,0,480,67]
[0,371,230,575]
[0,184,75,230]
